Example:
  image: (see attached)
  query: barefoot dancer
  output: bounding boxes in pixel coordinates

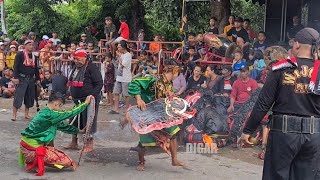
[128,60,184,171]
[18,93,94,176]
[11,40,40,121]
[64,49,103,153]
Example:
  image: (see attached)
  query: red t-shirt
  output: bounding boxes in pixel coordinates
[120,22,129,39]
[231,78,258,104]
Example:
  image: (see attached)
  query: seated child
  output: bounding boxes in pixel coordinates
[103,52,115,106]
[40,71,52,99]
[18,93,93,176]
[250,50,266,80]
[143,58,157,76]
[232,51,246,77]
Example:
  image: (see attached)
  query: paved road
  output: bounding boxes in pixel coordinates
[0,98,262,180]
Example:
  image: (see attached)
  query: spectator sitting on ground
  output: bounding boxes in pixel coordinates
[227,65,258,113]
[208,16,219,34]
[253,31,269,52]
[236,37,249,60]
[206,65,222,91]
[196,32,206,59]
[185,32,197,53]
[232,50,246,77]
[243,19,256,41]
[216,65,237,96]
[142,58,157,77]
[250,50,266,80]
[187,46,200,62]
[247,50,256,70]
[223,15,235,42]
[186,66,207,92]
[40,71,52,99]
[181,53,196,80]
[0,68,15,98]
[226,17,249,44]
[173,67,187,96]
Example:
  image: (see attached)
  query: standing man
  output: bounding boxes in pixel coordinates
[64,49,103,153]
[241,28,320,180]
[11,40,40,121]
[49,31,61,48]
[287,15,304,40]
[109,40,132,114]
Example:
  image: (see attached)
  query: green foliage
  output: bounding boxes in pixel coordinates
[231,0,265,32]
[5,0,265,43]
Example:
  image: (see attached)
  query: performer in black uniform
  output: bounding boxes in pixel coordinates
[241,28,320,180]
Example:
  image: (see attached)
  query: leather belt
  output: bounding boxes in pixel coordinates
[271,115,320,134]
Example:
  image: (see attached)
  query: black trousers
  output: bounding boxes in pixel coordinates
[13,78,35,108]
[70,96,100,135]
[263,131,320,180]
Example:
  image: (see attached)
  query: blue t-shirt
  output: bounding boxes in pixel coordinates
[233,60,246,71]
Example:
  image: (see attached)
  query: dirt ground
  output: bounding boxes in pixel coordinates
[0,97,263,180]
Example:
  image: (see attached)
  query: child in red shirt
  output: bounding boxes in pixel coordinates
[111,15,130,56]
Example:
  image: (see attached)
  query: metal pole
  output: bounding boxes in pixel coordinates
[283,0,288,42]
[0,1,6,34]
[280,0,285,42]
[263,0,268,32]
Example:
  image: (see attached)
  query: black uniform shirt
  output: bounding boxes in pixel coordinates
[13,51,40,80]
[244,58,320,134]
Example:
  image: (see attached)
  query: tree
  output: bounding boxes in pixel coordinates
[210,0,231,33]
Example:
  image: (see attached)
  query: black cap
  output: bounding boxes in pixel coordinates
[234,17,244,23]
[222,65,233,72]
[240,65,249,72]
[295,28,320,45]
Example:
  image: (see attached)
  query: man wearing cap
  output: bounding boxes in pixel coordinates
[38,35,50,50]
[227,65,258,113]
[6,44,17,70]
[4,37,11,53]
[241,28,320,180]
[11,40,40,121]
[64,49,103,153]
[28,32,38,52]
[225,17,249,44]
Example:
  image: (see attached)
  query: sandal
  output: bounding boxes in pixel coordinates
[108,110,119,114]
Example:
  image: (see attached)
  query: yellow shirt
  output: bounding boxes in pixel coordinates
[224,25,233,42]
[6,53,16,70]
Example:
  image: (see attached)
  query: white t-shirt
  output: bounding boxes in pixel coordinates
[49,38,61,46]
[116,52,132,82]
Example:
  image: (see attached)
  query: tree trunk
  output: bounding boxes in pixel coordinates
[210,0,231,33]
[131,0,145,40]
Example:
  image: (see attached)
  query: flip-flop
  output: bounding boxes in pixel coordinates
[11,118,16,121]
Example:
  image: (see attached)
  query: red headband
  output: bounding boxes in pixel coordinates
[73,50,87,58]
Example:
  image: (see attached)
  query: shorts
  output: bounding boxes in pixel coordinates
[113,37,127,43]
[113,81,129,96]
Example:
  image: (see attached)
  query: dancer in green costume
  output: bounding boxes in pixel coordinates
[128,60,184,171]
